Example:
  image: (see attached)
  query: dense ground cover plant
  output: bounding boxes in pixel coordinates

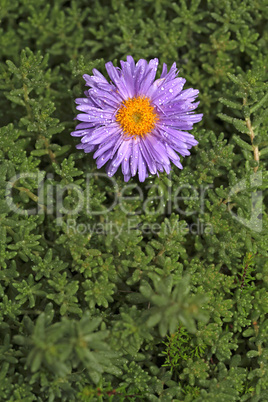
[0,0,267,400]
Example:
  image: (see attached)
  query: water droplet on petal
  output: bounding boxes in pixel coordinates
[161,87,164,90]
[169,89,173,93]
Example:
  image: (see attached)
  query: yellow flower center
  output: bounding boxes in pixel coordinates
[116,96,158,138]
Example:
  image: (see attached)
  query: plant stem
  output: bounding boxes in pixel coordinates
[243,98,259,173]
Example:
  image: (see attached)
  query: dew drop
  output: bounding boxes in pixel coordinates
[161,87,165,90]
[169,89,173,93]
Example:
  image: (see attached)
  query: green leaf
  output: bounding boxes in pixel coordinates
[232,135,252,150]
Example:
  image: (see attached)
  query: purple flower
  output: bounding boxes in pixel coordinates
[71,56,203,182]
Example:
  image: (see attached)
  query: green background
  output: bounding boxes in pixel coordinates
[0,0,267,400]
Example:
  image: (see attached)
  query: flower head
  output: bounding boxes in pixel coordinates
[71,56,203,182]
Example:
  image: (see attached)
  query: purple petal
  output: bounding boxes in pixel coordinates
[163,163,172,174]
[106,61,132,99]
[106,159,119,177]
[176,88,199,100]
[133,59,148,95]
[76,105,114,118]
[139,58,159,95]
[156,125,198,146]
[96,149,113,168]
[130,139,140,176]
[111,140,130,168]
[158,100,200,115]
[121,141,133,175]
[88,88,122,108]
[162,62,178,81]
[140,139,157,175]
[151,78,186,104]
[138,152,147,182]
[160,63,168,78]
[75,97,95,106]
[76,113,113,125]
[164,143,183,169]
[92,68,107,80]
[81,124,121,145]
[111,135,124,158]
[120,60,135,97]
[74,122,96,130]
[71,128,95,137]
[169,141,191,156]
[124,172,132,182]
[159,116,199,131]
[145,135,170,166]
[76,143,96,153]
[83,73,109,89]
[156,162,164,172]
[126,55,135,74]
[146,77,166,99]
[171,158,183,169]
[93,134,120,159]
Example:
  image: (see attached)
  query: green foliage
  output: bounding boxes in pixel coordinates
[162,325,206,371]
[0,0,267,401]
